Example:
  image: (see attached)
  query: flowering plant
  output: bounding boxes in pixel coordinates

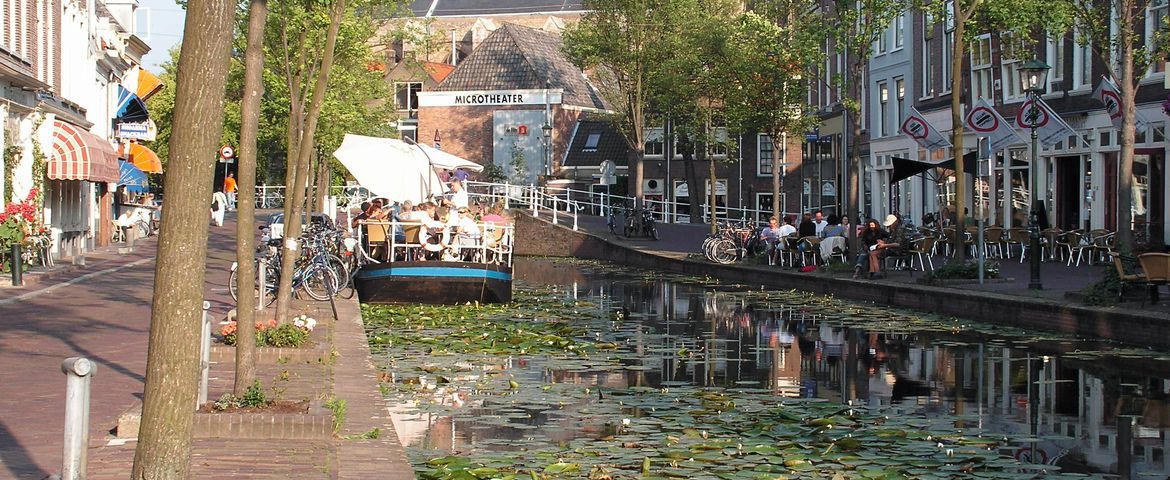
[0,189,46,270]
[221,316,316,348]
[1163,94,1170,117]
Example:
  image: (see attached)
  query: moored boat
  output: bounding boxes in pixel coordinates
[353,260,512,304]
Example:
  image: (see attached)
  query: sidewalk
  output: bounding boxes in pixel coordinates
[0,211,412,479]
[575,215,1137,308]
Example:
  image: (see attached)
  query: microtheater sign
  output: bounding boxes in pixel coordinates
[418,89,563,107]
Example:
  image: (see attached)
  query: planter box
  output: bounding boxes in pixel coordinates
[210,344,330,364]
[192,400,333,439]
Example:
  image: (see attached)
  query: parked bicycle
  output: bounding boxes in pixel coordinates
[623,207,659,240]
[702,221,766,264]
[229,223,348,304]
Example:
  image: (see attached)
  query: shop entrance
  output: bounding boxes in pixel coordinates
[1055,156,1081,231]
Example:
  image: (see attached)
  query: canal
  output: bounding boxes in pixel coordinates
[366,257,1170,479]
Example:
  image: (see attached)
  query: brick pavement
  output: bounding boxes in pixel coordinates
[0,210,415,479]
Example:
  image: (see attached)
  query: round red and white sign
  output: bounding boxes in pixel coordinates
[901,117,929,140]
[967,107,1000,133]
[1016,99,1050,128]
[1101,89,1122,120]
[220,145,235,159]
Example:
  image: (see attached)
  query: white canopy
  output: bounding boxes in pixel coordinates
[415,144,484,172]
[332,134,445,204]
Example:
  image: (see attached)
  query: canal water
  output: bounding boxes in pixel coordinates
[375,257,1170,478]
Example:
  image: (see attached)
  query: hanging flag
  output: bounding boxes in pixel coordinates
[965,97,1022,151]
[1092,76,1152,132]
[1016,95,1076,147]
[900,106,952,151]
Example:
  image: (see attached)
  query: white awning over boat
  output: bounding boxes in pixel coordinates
[333,134,445,204]
[414,144,484,172]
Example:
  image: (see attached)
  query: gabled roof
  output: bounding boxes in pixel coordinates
[409,0,585,17]
[435,23,609,110]
[563,119,629,168]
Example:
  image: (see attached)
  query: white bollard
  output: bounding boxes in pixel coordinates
[258,258,268,312]
[61,357,95,480]
[198,300,211,409]
[553,198,559,225]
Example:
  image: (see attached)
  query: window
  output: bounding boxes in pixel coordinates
[971,34,994,100]
[1073,31,1092,89]
[923,13,934,97]
[895,78,905,128]
[758,132,786,176]
[394,82,423,115]
[1047,34,1066,90]
[758,133,775,176]
[1148,0,1168,74]
[645,128,664,157]
[584,133,602,151]
[894,13,905,49]
[875,29,887,56]
[878,81,889,137]
[942,30,953,92]
[711,127,729,157]
[996,55,1024,101]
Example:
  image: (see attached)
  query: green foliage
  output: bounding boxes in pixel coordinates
[3,144,19,202]
[261,323,310,348]
[482,162,507,183]
[240,380,268,408]
[927,260,1001,280]
[325,397,347,434]
[344,427,381,440]
[508,141,528,184]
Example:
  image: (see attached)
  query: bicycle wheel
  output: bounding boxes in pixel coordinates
[229,262,279,306]
[300,263,339,301]
[649,225,659,241]
[711,239,739,264]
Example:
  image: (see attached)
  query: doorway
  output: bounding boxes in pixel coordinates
[1056,156,1081,231]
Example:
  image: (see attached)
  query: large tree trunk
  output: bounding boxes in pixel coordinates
[708,144,718,234]
[131,0,235,476]
[314,151,330,214]
[233,0,268,395]
[274,0,346,322]
[680,134,703,226]
[1117,26,1136,251]
[847,65,863,255]
[951,16,968,263]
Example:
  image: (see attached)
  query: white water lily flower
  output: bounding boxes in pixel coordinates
[622,418,631,426]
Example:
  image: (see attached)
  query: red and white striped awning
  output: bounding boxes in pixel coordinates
[49,120,119,183]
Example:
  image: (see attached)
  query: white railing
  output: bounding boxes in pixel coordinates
[465,181,579,231]
[356,220,514,267]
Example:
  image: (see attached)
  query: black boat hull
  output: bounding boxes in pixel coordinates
[353,261,513,304]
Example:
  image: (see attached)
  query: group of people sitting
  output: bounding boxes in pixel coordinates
[755,209,911,279]
[351,191,510,263]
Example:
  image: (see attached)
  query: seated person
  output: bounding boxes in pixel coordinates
[759,216,784,262]
[853,218,890,279]
[821,215,846,238]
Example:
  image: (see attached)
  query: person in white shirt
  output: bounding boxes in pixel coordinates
[447,181,469,209]
[778,216,797,238]
[813,210,828,237]
[210,191,229,227]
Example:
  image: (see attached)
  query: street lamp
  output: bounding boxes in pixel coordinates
[1018,58,1050,290]
[541,122,553,178]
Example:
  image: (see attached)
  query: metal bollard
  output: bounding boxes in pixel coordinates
[10,244,22,286]
[198,301,211,409]
[61,357,95,480]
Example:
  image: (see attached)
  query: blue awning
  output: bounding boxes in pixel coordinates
[115,85,150,123]
[119,160,149,193]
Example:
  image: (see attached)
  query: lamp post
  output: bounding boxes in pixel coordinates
[541,122,553,180]
[1019,58,1051,290]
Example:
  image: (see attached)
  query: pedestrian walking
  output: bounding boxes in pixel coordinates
[211,190,228,227]
[224,172,237,210]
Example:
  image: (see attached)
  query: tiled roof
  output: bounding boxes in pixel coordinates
[422,62,456,83]
[435,23,609,110]
[409,0,585,17]
[563,119,630,167]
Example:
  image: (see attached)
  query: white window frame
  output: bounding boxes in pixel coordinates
[922,12,934,98]
[893,13,905,50]
[644,127,665,158]
[970,34,994,101]
[1046,33,1066,93]
[757,133,775,177]
[1146,0,1168,76]
[877,81,889,137]
[1072,31,1092,90]
[895,77,905,128]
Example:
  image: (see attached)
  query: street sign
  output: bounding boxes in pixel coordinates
[219,145,235,160]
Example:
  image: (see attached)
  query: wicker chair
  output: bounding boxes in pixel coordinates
[1138,253,1170,302]
[982,226,1005,258]
[1005,228,1031,263]
[1088,230,1115,265]
[1112,253,1144,302]
[907,236,936,272]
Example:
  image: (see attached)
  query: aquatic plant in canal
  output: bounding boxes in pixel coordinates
[363,283,1103,479]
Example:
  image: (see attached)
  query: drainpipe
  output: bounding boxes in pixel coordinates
[450,28,457,65]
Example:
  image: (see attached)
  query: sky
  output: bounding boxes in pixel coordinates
[136,0,187,72]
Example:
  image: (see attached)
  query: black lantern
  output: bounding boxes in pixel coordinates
[1018,58,1051,94]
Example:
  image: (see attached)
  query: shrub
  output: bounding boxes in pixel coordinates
[220,315,316,348]
[927,260,1000,280]
[210,380,269,411]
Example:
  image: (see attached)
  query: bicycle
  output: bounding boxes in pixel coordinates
[230,230,343,304]
[623,207,659,240]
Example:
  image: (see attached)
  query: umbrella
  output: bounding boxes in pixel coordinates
[413,143,484,172]
[332,134,444,204]
[119,160,149,193]
[890,151,978,183]
[128,143,163,174]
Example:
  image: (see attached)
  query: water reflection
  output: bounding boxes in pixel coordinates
[393,258,1170,477]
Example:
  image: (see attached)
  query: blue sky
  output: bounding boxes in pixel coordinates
[136,0,186,72]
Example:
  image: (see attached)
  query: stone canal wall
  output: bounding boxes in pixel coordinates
[515,213,1170,350]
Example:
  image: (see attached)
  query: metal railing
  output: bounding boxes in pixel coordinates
[356,220,515,267]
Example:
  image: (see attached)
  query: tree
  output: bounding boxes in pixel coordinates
[827,0,904,253]
[722,5,824,221]
[272,0,349,323]
[233,0,268,395]
[938,0,1055,262]
[564,0,685,205]
[131,0,236,476]
[1062,0,1168,251]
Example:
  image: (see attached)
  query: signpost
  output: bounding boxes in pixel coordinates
[219,145,235,191]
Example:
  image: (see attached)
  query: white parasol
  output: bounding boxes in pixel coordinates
[332,134,445,203]
[414,143,484,172]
